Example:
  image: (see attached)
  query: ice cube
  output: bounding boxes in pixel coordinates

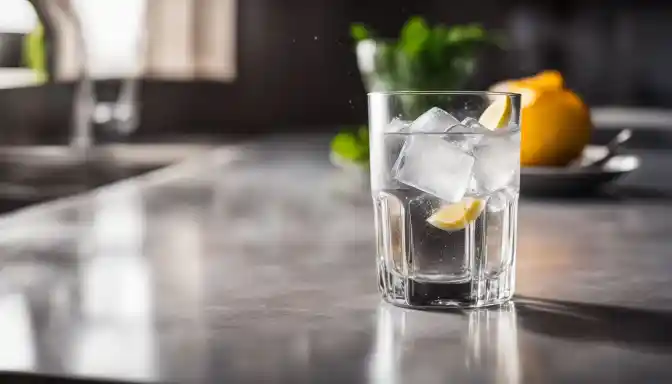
[374,118,412,190]
[385,118,411,133]
[409,107,461,133]
[443,118,490,153]
[471,132,520,194]
[394,135,475,202]
[460,117,492,133]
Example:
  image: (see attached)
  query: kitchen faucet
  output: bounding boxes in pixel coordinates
[28,0,143,154]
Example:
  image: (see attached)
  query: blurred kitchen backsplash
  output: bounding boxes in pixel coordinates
[0,0,671,142]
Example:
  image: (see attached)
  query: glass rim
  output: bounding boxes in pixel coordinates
[367,90,520,97]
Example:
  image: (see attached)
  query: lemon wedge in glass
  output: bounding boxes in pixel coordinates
[478,96,512,130]
[426,198,485,231]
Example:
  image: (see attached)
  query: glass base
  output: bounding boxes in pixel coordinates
[378,263,514,309]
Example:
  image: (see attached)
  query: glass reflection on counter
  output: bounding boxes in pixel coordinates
[467,303,520,384]
[370,303,520,384]
[71,184,157,381]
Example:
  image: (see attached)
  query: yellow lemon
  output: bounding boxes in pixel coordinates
[426,198,485,231]
[520,70,565,90]
[490,71,592,167]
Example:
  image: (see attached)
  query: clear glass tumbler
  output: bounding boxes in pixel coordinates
[369,91,521,308]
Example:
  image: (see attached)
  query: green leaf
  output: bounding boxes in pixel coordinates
[400,16,430,57]
[331,130,369,164]
[331,132,360,161]
[351,23,371,42]
[446,23,487,44]
[425,25,449,70]
[433,25,450,40]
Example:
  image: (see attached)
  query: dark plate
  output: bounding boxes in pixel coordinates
[521,146,640,196]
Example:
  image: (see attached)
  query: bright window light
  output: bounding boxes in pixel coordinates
[0,0,38,33]
[72,0,147,78]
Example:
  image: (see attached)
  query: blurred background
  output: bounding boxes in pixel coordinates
[1,2,672,382]
[1,0,671,144]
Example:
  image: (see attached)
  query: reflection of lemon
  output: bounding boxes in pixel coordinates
[479,96,511,130]
[427,198,484,231]
[491,71,592,166]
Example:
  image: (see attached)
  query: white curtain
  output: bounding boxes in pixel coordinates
[38,0,237,81]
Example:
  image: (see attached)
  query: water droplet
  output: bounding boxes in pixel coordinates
[292,38,296,43]
[314,36,319,41]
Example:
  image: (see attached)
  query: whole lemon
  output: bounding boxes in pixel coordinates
[491,71,592,167]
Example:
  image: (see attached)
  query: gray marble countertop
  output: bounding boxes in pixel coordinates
[0,136,671,383]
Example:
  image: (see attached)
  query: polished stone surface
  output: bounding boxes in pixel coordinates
[0,136,671,383]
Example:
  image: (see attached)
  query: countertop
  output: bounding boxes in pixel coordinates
[0,136,671,383]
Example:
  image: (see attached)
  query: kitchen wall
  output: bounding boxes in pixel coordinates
[507,0,672,107]
[0,0,671,142]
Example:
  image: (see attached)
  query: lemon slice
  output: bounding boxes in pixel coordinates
[479,96,512,130]
[426,198,485,231]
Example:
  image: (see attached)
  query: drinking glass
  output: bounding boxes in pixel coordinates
[369,91,521,308]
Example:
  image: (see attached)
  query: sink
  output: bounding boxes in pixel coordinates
[0,372,136,383]
[0,144,213,213]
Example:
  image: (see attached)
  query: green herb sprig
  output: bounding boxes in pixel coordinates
[351,17,499,92]
[332,17,500,167]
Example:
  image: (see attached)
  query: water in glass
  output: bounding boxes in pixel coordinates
[371,101,520,308]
